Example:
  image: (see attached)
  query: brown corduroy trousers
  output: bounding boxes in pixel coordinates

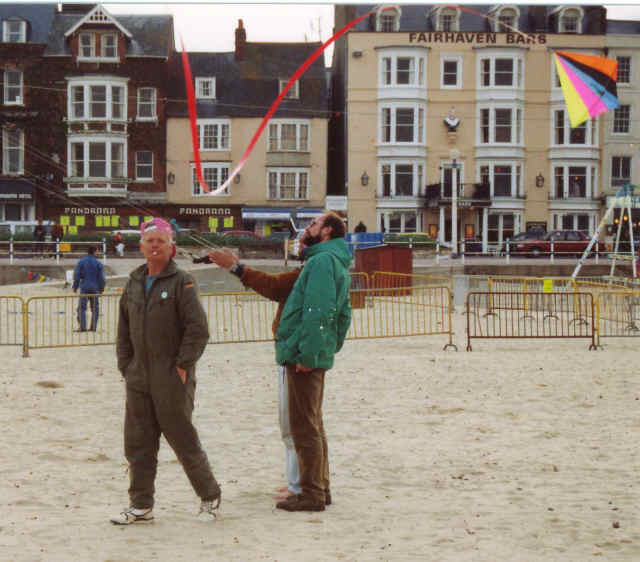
[286,365,329,504]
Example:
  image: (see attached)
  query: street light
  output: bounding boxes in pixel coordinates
[450,148,460,256]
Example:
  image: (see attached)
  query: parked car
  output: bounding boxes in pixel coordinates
[512,230,591,258]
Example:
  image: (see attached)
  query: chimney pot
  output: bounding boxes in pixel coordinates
[235,19,246,61]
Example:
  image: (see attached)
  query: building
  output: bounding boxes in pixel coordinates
[166,20,330,234]
[2,3,174,234]
[331,4,615,250]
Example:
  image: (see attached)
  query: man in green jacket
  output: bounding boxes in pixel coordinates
[275,212,352,512]
[111,218,221,525]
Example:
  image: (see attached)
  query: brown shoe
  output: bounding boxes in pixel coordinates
[325,489,332,506]
[276,494,325,512]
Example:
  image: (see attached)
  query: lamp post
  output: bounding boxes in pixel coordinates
[450,148,460,257]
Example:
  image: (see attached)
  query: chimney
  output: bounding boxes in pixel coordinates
[235,19,246,61]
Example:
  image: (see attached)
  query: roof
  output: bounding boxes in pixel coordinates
[44,11,173,57]
[0,3,56,44]
[167,42,328,119]
[607,19,640,35]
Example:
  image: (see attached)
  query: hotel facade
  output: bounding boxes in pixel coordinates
[330,5,632,251]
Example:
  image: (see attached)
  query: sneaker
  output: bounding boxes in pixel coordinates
[276,494,325,512]
[110,507,153,525]
[198,496,221,521]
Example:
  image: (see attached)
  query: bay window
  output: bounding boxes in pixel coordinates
[379,161,424,198]
[479,106,521,144]
[380,104,425,144]
[479,163,521,198]
[67,79,127,121]
[479,55,523,88]
[268,121,309,152]
[552,164,596,199]
[192,163,229,196]
[380,53,425,87]
[268,168,309,200]
[68,138,126,180]
[553,109,597,145]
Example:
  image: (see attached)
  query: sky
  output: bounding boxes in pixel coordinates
[106,2,640,64]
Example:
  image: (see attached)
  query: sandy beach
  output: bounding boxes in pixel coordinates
[2,297,640,561]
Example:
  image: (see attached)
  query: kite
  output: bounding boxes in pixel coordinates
[554,50,619,128]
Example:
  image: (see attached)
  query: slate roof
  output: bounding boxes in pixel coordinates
[167,42,328,119]
[607,19,640,35]
[0,3,56,44]
[44,12,173,57]
[344,4,607,34]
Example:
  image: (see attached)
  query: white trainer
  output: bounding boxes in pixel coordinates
[197,497,221,521]
[110,507,154,525]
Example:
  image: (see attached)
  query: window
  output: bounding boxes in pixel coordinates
[479,106,521,144]
[376,8,400,32]
[498,8,518,31]
[380,105,425,144]
[559,8,581,33]
[380,211,419,233]
[3,20,26,43]
[268,121,309,152]
[268,169,309,200]
[479,163,521,198]
[79,33,95,58]
[611,156,631,187]
[617,56,631,84]
[552,164,595,199]
[438,8,459,31]
[68,80,127,121]
[479,56,522,88]
[2,128,23,175]
[441,57,461,88]
[613,105,631,134]
[3,70,22,104]
[553,109,597,145]
[195,77,215,99]
[136,151,153,180]
[137,88,156,120]
[197,120,230,150]
[279,79,300,100]
[381,54,425,87]
[192,163,229,196]
[101,33,117,58]
[68,139,126,180]
[380,161,423,198]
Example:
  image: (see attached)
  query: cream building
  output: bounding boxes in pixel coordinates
[166,22,329,234]
[332,4,616,250]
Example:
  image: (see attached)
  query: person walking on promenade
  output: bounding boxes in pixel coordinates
[72,246,106,332]
[33,219,46,258]
[275,212,352,512]
[111,217,221,525]
[206,240,307,503]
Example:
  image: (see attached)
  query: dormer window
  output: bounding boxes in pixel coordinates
[558,6,583,34]
[196,77,216,99]
[101,33,116,58]
[279,79,299,100]
[79,33,95,58]
[493,6,520,32]
[376,7,401,32]
[431,6,460,32]
[3,20,26,43]
[78,31,118,61]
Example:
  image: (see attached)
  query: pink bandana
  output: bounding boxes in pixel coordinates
[140,217,174,239]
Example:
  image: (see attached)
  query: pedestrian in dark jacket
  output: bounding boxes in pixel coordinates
[275,211,352,512]
[72,246,106,331]
[111,217,220,525]
[33,220,46,258]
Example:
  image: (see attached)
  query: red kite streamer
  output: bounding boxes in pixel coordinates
[181,5,399,195]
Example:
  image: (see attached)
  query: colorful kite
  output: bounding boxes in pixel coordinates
[554,50,619,128]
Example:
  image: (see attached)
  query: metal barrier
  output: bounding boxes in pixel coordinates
[0,296,26,352]
[370,271,453,292]
[24,293,120,356]
[0,240,108,264]
[595,291,640,345]
[348,285,456,350]
[466,292,596,351]
[486,277,578,317]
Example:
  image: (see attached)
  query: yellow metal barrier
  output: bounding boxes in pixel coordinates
[487,277,578,316]
[0,296,26,353]
[595,291,640,345]
[370,271,453,292]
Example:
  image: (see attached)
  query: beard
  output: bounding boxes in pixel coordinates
[302,232,322,248]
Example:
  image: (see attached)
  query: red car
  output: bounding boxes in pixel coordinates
[513,230,591,258]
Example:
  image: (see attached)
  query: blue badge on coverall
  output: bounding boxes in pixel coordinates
[161,291,168,299]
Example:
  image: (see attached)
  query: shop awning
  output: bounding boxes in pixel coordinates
[242,208,292,220]
[295,208,324,219]
[0,179,35,201]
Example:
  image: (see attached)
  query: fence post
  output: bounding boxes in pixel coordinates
[436,240,440,265]
[550,241,554,264]
[461,240,465,264]
[595,239,599,264]
[22,297,29,358]
[9,236,14,264]
[506,240,510,264]
[102,238,107,264]
[56,240,60,264]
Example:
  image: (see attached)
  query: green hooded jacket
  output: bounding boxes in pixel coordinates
[275,237,352,370]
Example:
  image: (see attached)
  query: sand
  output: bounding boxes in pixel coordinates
[1,299,640,561]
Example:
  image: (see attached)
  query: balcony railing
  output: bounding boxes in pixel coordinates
[425,182,491,207]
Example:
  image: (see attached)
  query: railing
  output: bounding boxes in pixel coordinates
[0,240,108,264]
[466,291,596,351]
[0,296,26,351]
[594,291,640,345]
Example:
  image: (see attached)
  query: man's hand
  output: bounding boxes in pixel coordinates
[296,363,313,374]
[206,248,239,271]
[177,366,187,384]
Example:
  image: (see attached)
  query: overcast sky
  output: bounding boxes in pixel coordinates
[106,2,640,61]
